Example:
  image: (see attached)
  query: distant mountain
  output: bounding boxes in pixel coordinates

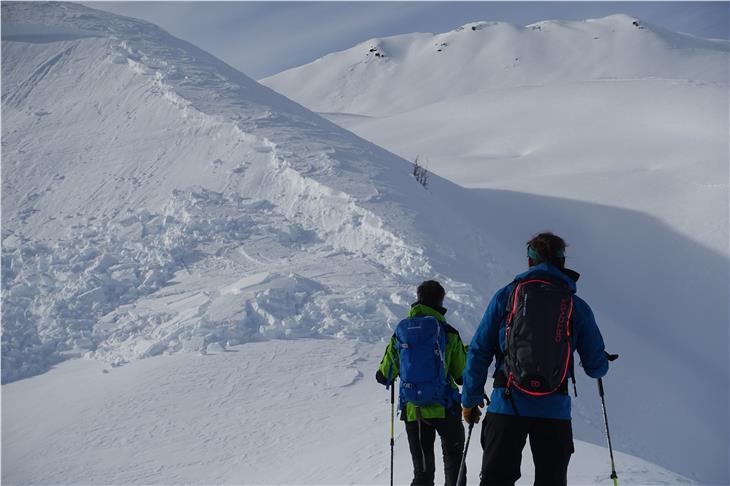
[262,14,728,117]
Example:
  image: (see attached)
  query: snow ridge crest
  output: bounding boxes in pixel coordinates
[2,2,486,382]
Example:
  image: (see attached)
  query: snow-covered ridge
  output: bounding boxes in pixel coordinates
[262,13,729,116]
[1,2,500,382]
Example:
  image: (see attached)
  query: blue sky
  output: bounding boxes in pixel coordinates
[88,2,730,79]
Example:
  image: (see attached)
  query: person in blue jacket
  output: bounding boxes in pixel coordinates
[461,232,610,486]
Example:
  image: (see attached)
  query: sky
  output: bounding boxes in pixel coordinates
[88,2,730,79]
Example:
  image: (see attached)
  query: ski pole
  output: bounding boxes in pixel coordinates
[456,418,474,486]
[598,378,618,486]
[384,360,397,486]
[456,394,488,486]
[389,378,395,486]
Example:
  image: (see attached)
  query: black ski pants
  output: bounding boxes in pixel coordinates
[405,411,466,486]
[479,412,574,486]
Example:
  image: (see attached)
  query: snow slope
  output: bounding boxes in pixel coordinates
[263,15,730,485]
[1,1,504,383]
[3,340,693,485]
[262,15,728,118]
[261,15,729,255]
[2,4,728,484]
[324,79,730,256]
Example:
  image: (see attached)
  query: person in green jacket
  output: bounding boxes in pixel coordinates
[376,280,468,486]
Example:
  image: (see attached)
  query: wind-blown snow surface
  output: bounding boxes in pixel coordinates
[263,16,730,484]
[3,340,692,485]
[1,1,503,383]
[1,4,726,484]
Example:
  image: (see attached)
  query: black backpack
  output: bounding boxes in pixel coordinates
[501,274,574,400]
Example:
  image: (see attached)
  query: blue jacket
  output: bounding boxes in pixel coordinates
[462,263,609,419]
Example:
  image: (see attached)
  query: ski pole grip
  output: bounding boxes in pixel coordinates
[598,377,605,397]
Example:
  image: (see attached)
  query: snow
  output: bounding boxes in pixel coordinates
[262,15,728,118]
[262,14,730,485]
[1,2,500,382]
[1,3,727,484]
[322,80,730,259]
[2,339,693,485]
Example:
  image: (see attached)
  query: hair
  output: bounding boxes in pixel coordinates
[527,232,568,268]
[417,280,446,307]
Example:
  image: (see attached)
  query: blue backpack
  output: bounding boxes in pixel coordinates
[395,316,452,408]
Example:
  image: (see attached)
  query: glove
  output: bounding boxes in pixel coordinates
[375,370,389,386]
[605,351,619,362]
[463,400,485,424]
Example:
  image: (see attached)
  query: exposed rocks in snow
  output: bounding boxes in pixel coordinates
[367,45,386,58]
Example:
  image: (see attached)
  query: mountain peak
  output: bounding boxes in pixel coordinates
[454,20,515,32]
[262,14,728,116]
